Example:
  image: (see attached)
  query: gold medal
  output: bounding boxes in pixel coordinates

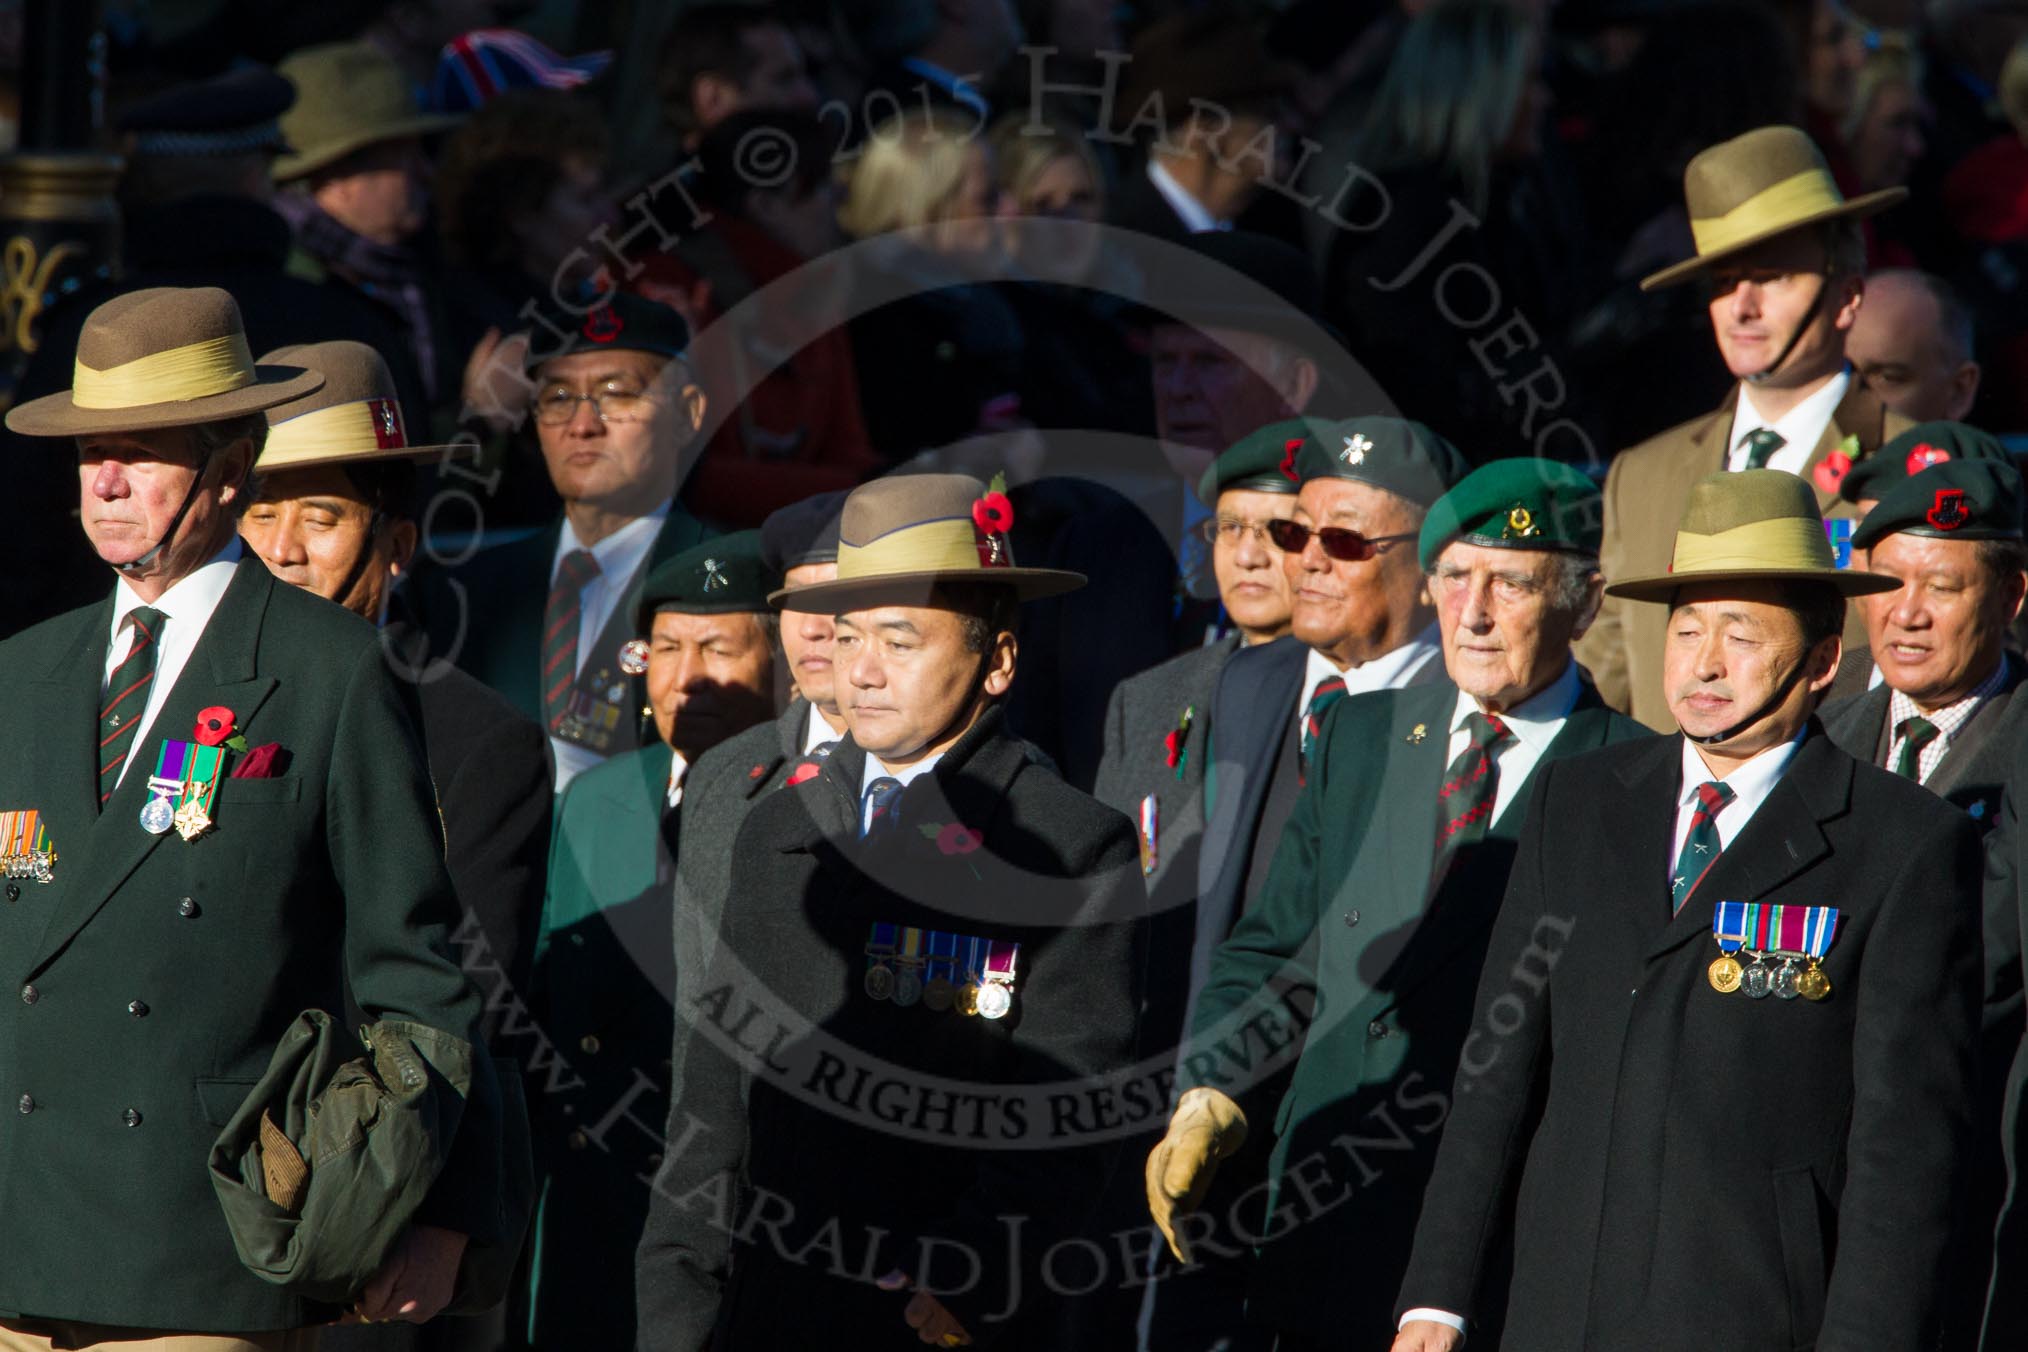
[955,980,980,1017]
[1796,959,1831,1002]
[1708,954,1743,994]
[172,798,212,841]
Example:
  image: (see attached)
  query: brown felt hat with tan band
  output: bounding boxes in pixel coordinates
[1640,125,1906,291]
[1605,469,1898,602]
[254,341,464,471]
[6,287,322,438]
[767,473,1084,610]
[274,42,459,182]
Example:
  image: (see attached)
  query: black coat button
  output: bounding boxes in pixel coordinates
[4,883,18,902]
[568,1129,589,1151]
[17,1094,32,1114]
[580,1035,601,1055]
[1344,910,1361,927]
[1367,1020,1388,1039]
[123,1108,142,1127]
[177,897,199,918]
[20,985,37,1005]
[128,1000,148,1018]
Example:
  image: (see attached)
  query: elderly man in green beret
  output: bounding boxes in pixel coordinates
[527,530,777,1351]
[1146,459,1643,1347]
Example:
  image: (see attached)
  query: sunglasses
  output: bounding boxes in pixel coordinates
[1265,518,1417,561]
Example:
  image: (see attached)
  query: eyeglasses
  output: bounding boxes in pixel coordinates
[1265,518,1417,561]
[531,382,657,426]
[1193,516,1282,546]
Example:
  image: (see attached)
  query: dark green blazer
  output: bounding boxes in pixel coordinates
[1185,676,1645,1341]
[528,739,676,1350]
[0,559,493,1333]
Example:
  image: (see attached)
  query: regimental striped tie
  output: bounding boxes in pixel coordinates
[1893,715,1939,781]
[1299,676,1348,787]
[542,549,601,732]
[1671,779,1736,913]
[1434,711,1512,861]
[99,606,165,807]
[1741,427,1785,470]
[861,777,903,839]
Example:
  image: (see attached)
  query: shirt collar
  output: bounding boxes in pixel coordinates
[111,535,243,633]
[1146,159,1227,234]
[1733,366,1851,452]
[861,749,944,795]
[1887,660,2009,736]
[555,501,671,580]
[666,748,690,808]
[803,704,844,755]
[1677,728,1803,808]
[1449,660,1581,753]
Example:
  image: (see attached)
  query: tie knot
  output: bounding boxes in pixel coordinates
[1309,676,1347,711]
[1465,711,1511,749]
[1694,780,1735,814]
[125,605,166,645]
[1898,715,1939,747]
[1746,428,1784,451]
[556,548,601,589]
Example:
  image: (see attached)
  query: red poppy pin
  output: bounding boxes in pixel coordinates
[972,472,1014,567]
[193,706,248,754]
[919,821,985,877]
[1811,449,1853,494]
[785,760,823,787]
[1906,442,1951,476]
[1280,438,1302,483]
[1164,705,1196,779]
[582,305,623,344]
[1927,487,1970,531]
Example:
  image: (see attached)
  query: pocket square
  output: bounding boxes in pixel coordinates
[230,743,288,779]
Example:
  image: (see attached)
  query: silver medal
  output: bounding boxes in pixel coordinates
[1773,957,1801,1000]
[139,796,175,835]
[1742,955,1773,1000]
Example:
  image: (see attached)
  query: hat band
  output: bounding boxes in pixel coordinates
[1671,516,1836,575]
[836,517,989,580]
[1689,169,1845,260]
[72,333,256,410]
[267,398,409,461]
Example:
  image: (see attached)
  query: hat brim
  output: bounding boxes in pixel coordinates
[272,112,461,182]
[1604,565,1899,602]
[768,567,1087,611]
[255,440,473,473]
[1638,187,1909,292]
[6,365,325,438]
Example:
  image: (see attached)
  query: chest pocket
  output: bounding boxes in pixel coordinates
[215,775,302,806]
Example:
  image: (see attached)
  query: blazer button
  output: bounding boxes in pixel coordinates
[177,897,199,918]
[645,1152,664,1170]
[568,1129,589,1151]
[128,1000,149,1018]
[4,883,18,903]
[1343,910,1361,927]
[20,985,37,1006]
[17,1094,32,1114]
[123,1108,142,1127]
[1367,1020,1388,1039]
[580,1035,601,1055]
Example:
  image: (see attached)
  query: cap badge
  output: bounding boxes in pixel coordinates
[367,397,404,449]
[1906,443,1951,476]
[701,558,729,591]
[582,305,623,343]
[1341,434,1371,465]
[1503,506,1539,539]
[1926,488,1969,531]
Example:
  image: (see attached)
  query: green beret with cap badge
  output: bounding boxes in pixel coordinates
[1290,416,1470,511]
[1194,419,1308,506]
[1418,458,1604,572]
[635,530,777,631]
[1853,459,2025,549]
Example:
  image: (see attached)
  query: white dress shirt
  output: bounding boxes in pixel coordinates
[1147,159,1229,234]
[102,537,244,789]
[1296,624,1443,730]
[666,750,691,810]
[858,750,944,834]
[1444,660,1582,828]
[803,705,846,755]
[1725,367,1850,477]
[548,503,670,793]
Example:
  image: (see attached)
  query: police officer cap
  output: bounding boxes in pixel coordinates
[1195,420,1307,506]
[118,66,295,156]
[1418,458,1604,572]
[1291,416,1470,511]
[1853,459,2025,548]
[526,291,691,374]
[635,531,778,631]
[761,491,849,571]
[1838,420,2012,503]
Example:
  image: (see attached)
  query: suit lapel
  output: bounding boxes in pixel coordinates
[1381,684,1452,919]
[32,561,281,972]
[29,597,113,838]
[1927,659,2026,799]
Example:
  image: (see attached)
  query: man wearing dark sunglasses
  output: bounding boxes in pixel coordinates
[1576,125,1909,733]
[1132,415,1467,1347]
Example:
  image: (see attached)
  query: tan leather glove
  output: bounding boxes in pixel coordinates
[1145,1086,1248,1263]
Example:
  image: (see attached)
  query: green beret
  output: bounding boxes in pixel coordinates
[1290,416,1470,511]
[1194,419,1306,505]
[634,530,778,631]
[1839,420,2012,503]
[1852,459,2024,548]
[1418,458,1604,571]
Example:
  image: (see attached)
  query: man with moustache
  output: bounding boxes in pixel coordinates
[636,474,1145,1349]
[1139,416,1465,1349]
[528,531,778,1351]
[240,340,552,1046]
[402,292,714,794]
[1395,471,1979,1352]
[0,286,499,1343]
[1578,125,1910,730]
[1149,460,1644,1348]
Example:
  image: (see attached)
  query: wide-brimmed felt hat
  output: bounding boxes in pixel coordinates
[255,341,463,472]
[6,287,322,438]
[1605,469,1897,601]
[766,474,1084,610]
[1640,125,1906,291]
[274,42,460,182]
